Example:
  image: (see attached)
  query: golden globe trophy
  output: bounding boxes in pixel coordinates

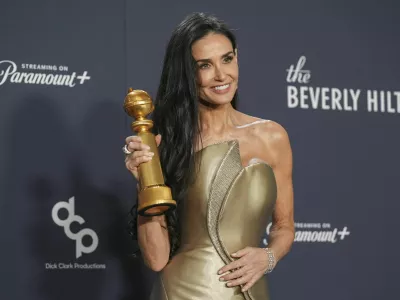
[124,88,176,216]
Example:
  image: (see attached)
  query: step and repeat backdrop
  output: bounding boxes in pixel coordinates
[1,0,398,299]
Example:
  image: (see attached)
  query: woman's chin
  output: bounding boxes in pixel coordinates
[199,95,236,107]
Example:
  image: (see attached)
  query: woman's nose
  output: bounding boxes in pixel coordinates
[214,66,227,81]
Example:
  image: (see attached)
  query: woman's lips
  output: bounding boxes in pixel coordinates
[211,83,231,94]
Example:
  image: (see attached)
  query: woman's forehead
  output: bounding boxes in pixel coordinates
[192,34,233,59]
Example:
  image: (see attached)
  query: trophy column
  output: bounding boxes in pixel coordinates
[124,88,176,216]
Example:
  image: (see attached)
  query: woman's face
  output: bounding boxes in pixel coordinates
[192,33,238,106]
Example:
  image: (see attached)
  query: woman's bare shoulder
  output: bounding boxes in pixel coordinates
[235,112,284,136]
[255,120,292,167]
[234,112,290,148]
[255,120,288,140]
[247,119,288,147]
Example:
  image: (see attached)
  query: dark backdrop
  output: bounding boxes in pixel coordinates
[1,0,398,299]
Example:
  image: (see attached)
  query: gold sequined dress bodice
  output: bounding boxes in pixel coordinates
[150,140,277,300]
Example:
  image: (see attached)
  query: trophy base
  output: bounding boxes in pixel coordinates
[138,200,176,216]
[138,185,176,216]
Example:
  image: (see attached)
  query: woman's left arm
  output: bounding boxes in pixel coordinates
[218,122,295,291]
[265,122,295,263]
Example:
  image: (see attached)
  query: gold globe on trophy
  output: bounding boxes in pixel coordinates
[124,88,176,216]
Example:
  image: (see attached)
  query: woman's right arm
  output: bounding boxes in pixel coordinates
[137,215,170,271]
[125,135,170,272]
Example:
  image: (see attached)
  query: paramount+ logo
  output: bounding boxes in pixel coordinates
[51,196,99,259]
[0,60,91,87]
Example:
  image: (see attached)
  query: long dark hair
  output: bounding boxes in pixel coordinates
[128,12,238,257]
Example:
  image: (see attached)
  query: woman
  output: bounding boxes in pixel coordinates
[124,12,294,300]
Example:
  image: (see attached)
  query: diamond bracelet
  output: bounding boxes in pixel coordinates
[263,247,276,274]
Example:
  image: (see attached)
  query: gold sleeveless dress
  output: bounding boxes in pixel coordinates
[150,140,277,300]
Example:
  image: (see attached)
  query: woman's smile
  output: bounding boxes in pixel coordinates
[211,83,231,94]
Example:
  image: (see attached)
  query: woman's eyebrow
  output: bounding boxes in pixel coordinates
[195,51,234,63]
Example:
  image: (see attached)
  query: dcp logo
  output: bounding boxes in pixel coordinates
[52,196,99,258]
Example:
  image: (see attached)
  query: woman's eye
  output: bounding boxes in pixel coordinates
[199,63,210,69]
[223,56,233,63]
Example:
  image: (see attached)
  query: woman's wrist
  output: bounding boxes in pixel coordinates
[262,247,276,274]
